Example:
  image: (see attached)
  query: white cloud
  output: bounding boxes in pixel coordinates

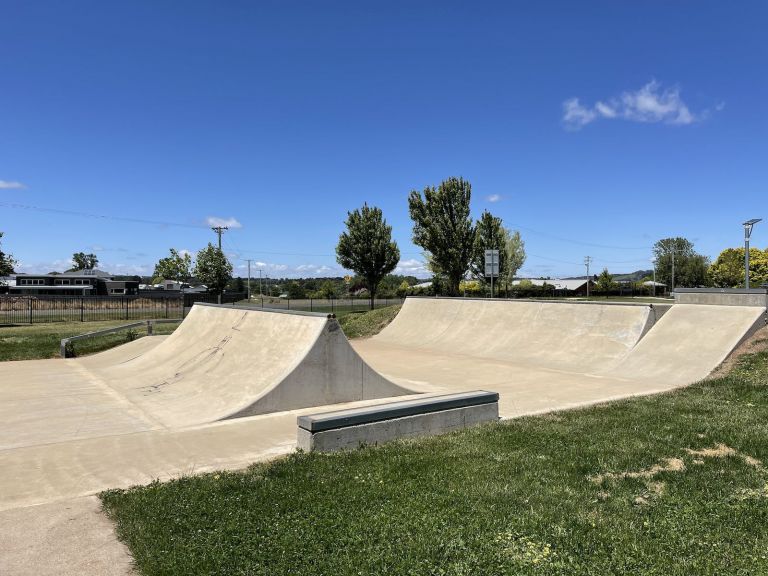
[394,258,430,278]
[0,180,26,189]
[485,194,502,203]
[562,80,713,130]
[205,216,242,229]
[562,98,597,129]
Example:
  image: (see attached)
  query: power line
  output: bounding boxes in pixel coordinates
[0,202,207,229]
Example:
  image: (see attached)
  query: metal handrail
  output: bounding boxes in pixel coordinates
[60,318,181,357]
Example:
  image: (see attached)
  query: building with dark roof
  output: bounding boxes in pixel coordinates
[10,269,139,296]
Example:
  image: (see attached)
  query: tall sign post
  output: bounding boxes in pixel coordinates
[484,249,499,298]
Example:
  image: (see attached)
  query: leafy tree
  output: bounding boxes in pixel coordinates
[595,268,618,293]
[502,228,526,291]
[194,243,233,302]
[470,211,506,295]
[287,281,306,299]
[408,177,475,296]
[652,237,710,288]
[396,280,411,298]
[319,280,337,299]
[70,252,99,270]
[336,203,400,309]
[710,247,768,288]
[0,232,17,279]
[153,249,192,283]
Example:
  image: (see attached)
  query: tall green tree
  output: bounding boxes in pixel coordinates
[194,243,233,302]
[652,237,710,289]
[70,252,99,270]
[408,177,475,296]
[470,210,506,295]
[0,232,17,279]
[502,228,526,292]
[710,247,768,288]
[153,249,193,283]
[595,268,618,292]
[336,203,400,309]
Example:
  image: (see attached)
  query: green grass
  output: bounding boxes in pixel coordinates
[337,304,401,339]
[101,348,768,575]
[0,320,179,361]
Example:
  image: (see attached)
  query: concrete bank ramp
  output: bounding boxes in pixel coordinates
[92,304,411,428]
[372,298,655,372]
[353,297,766,417]
[602,303,766,384]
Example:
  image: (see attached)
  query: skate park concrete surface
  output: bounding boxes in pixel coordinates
[2,297,766,574]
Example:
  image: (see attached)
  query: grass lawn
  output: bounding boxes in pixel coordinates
[0,320,179,361]
[337,305,401,339]
[101,339,768,575]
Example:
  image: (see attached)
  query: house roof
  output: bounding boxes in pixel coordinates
[513,278,592,290]
[60,269,112,278]
[16,269,113,279]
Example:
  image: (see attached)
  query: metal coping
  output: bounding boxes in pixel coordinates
[192,301,334,319]
[297,390,499,433]
[405,295,669,308]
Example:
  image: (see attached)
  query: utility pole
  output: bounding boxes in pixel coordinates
[211,226,228,303]
[584,256,593,297]
[257,269,263,297]
[211,226,228,251]
[246,259,252,301]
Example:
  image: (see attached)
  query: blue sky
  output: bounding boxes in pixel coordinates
[1,1,766,279]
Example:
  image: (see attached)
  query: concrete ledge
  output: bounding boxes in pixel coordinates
[674,288,768,307]
[297,391,499,452]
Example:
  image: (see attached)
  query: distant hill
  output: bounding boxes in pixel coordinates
[564,269,652,282]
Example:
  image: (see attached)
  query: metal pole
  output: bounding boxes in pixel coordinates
[745,230,750,290]
[211,226,228,304]
[490,251,494,299]
[246,259,252,300]
[584,256,592,297]
[671,251,675,292]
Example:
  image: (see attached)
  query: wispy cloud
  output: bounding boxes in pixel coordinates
[485,194,501,203]
[562,80,713,130]
[0,180,26,190]
[206,216,242,229]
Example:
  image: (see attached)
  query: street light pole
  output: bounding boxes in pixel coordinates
[743,219,762,290]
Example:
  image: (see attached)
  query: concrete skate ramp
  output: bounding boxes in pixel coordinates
[602,304,766,384]
[353,298,766,417]
[90,304,411,428]
[372,298,655,372]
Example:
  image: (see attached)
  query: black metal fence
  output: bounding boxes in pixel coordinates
[253,297,403,314]
[0,295,184,324]
[0,293,393,324]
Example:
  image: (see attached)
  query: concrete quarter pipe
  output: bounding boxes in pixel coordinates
[82,303,412,428]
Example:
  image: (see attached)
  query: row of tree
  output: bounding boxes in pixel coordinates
[336,177,527,305]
